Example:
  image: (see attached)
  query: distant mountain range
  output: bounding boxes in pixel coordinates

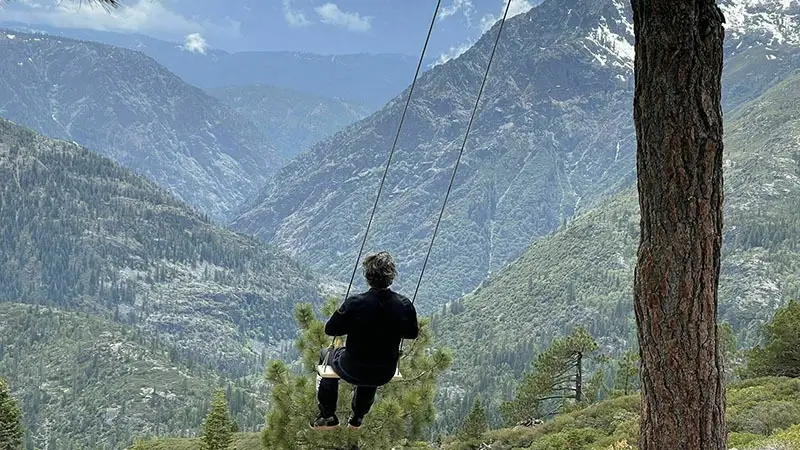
[0,29,282,221]
[0,21,421,109]
[207,84,373,161]
[230,0,800,314]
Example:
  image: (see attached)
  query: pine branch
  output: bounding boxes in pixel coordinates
[536,394,574,402]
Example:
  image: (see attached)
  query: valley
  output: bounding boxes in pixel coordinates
[0,0,798,448]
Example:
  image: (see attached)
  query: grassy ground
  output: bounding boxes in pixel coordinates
[133,377,800,449]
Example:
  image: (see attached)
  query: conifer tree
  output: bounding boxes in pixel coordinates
[631,0,728,448]
[499,327,598,425]
[613,350,640,396]
[745,300,800,378]
[457,398,488,444]
[262,299,452,450]
[200,389,234,450]
[718,322,741,381]
[0,377,24,450]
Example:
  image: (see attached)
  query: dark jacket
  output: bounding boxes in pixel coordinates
[325,287,419,386]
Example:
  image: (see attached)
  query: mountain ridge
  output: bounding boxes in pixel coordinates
[431,67,800,432]
[231,0,800,313]
[207,84,373,161]
[0,116,320,377]
[0,29,279,222]
[0,21,420,109]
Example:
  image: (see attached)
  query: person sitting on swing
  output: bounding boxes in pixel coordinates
[311,251,420,430]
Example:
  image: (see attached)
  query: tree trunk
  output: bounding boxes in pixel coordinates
[575,351,582,402]
[630,1,727,450]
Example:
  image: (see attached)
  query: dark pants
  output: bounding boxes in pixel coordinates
[317,348,378,419]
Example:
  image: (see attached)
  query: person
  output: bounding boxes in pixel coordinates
[311,251,420,430]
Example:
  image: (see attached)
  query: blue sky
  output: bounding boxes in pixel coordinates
[0,0,538,63]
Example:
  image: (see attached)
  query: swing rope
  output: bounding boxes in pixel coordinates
[321,0,512,372]
[409,0,512,307]
[323,0,444,358]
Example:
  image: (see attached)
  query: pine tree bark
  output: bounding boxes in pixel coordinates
[630,1,727,449]
[575,352,582,402]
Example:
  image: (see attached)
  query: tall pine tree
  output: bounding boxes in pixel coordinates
[613,350,640,396]
[500,327,599,425]
[262,299,451,450]
[457,398,488,444]
[200,389,234,450]
[630,0,727,448]
[744,300,800,378]
[0,377,23,450]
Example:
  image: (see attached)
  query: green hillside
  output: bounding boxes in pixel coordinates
[431,70,800,429]
[0,118,323,447]
[0,303,267,449]
[439,377,800,450]
[0,117,320,376]
[130,377,800,450]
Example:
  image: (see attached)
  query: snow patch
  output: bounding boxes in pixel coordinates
[720,0,800,46]
[499,122,515,131]
[584,15,635,71]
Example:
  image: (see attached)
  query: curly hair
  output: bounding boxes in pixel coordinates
[362,251,397,289]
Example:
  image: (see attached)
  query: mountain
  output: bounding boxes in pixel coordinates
[0,30,279,221]
[0,22,419,109]
[0,117,319,378]
[230,0,800,313]
[431,66,800,431]
[0,303,268,449]
[207,84,373,161]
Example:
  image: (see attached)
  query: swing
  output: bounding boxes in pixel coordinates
[315,0,512,383]
[316,363,404,382]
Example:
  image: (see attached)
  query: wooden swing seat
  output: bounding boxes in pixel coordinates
[316,364,404,382]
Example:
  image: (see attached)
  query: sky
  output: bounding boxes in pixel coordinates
[0,0,540,63]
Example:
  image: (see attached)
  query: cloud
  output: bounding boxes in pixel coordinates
[439,0,474,23]
[433,41,473,67]
[481,0,537,32]
[434,0,539,68]
[182,32,208,54]
[283,0,311,27]
[314,3,371,32]
[0,0,234,39]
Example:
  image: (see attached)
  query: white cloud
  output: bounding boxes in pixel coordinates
[314,3,371,32]
[434,0,539,68]
[440,0,474,23]
[283,0,311,27]
[433,41,473,67]
[182,32,208,54]
[0,0,229,38]
[480,0,537,32]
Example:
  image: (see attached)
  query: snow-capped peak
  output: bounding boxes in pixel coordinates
[581,0,635,72]
[580,0,799,72]
[720,0,800,46]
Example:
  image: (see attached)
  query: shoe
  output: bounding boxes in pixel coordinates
[310,414,339,430]
[347,416,363,430]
